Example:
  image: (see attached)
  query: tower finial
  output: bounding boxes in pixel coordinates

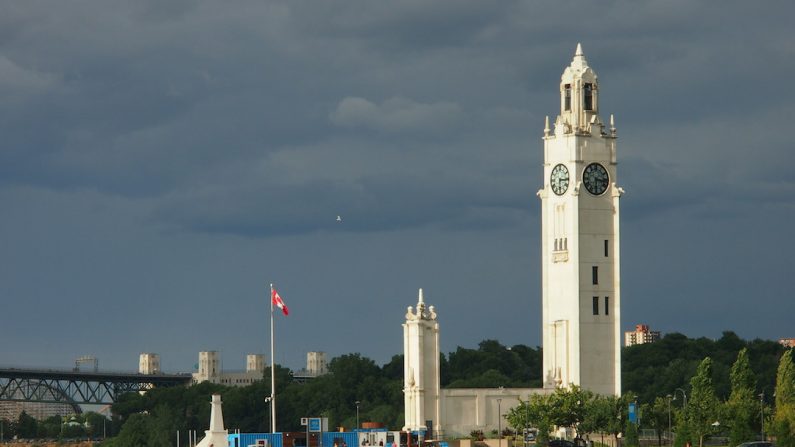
[570,43,589,71]
[418,288,424,305]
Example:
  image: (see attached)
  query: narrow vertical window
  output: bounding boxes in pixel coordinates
[592,296,599,315]
[584,83,593,111]
[604,239,609,257]
[605,296,610,315]
[564,84,571,111]
[592,266,598,285]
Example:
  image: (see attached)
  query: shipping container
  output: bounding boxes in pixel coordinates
[228,432,284,447]
[322,431,358,447]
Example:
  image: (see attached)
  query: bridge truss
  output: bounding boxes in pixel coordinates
[0,368,192,409]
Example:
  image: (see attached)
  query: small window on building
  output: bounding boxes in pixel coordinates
[564,84,571,111]
[592,296,599,315]
[592,266,598,284]
[584,83,593,111]
[605,296,610,315]
[604,239,609,257]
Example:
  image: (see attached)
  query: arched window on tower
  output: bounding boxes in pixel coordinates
[564,84,571,111]
[584,83,593,111]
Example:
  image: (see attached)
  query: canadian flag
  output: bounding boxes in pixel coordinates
[271,288,289,316]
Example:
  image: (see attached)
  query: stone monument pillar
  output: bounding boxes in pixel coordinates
[195,394,229,447]
[402,289,441,439]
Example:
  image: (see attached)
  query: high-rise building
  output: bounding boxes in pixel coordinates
[625,324,661,347]
[540,44,622,396]
[139,353,161,375]
[192,352,264,387]
[246,354,265,373]
[779,338,795,348]
[306,351,327,376]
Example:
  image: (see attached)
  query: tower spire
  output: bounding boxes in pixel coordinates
[570,43,589,72]
[556,43,598,133]
[417,288,426,316]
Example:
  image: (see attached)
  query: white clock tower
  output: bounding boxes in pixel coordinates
[539,44,622,396]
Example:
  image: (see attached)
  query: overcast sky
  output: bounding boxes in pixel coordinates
[1,1,793,374]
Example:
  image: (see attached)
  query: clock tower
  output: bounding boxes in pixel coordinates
[539,44,622,396]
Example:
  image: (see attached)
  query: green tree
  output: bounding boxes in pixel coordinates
[547,385,594,437]
[597,394,633,446]
[446,341,542,388]
[643,397,671,446]
[774,349,795,447]
[36,415,62,438]
[726,348,758,446]
[16,411,37,438]
[61,418,86,439]
[686,358,720,447]
[580,395,608,440]
[623,332,784,404]
[625,418,640,447]
[505,398,531,432]
[506,394,553,446]
[673,410,691,447]
[83,411,110,440]
[105,413,151,447]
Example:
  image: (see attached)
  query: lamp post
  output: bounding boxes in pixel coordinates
[525,399,530,447]
[673,388,687,445]
[265,396,273,433]
[759,392,764,442]
[356,401,361,431]
[673,388,687,408]
[666,394,672,445]
[497,398,502,444]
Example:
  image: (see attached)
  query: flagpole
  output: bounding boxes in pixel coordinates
[270,283,276,433]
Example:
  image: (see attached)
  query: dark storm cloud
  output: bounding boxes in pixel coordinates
[1,0,794,371]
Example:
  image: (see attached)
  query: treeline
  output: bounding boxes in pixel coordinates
[508,347,795,447]
[0,410,109,441]
[0,334,791,446]
[98,341,543,445]
[623,331,785,402]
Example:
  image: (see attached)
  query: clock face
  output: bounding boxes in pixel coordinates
[550,164,569,195]
[583,163,609,195]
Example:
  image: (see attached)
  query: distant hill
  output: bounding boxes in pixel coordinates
[622,330,785,402]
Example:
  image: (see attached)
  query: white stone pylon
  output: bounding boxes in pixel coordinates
[195,394,229,447]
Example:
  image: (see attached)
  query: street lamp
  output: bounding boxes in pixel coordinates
[525,399,530,447]
[672,388,687,445]
[265,396,273,433]
[759,392,765,441]
[497,398,502,444]
[356,401,361,431]
[673,388,687,408]
[666,394,672,446]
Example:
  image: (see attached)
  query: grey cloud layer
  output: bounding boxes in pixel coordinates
[1,0,794,369]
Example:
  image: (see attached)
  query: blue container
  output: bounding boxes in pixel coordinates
[229,432,284,447]
[322,432,358,447]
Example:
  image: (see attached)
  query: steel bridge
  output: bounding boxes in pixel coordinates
[0,367,193,412]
